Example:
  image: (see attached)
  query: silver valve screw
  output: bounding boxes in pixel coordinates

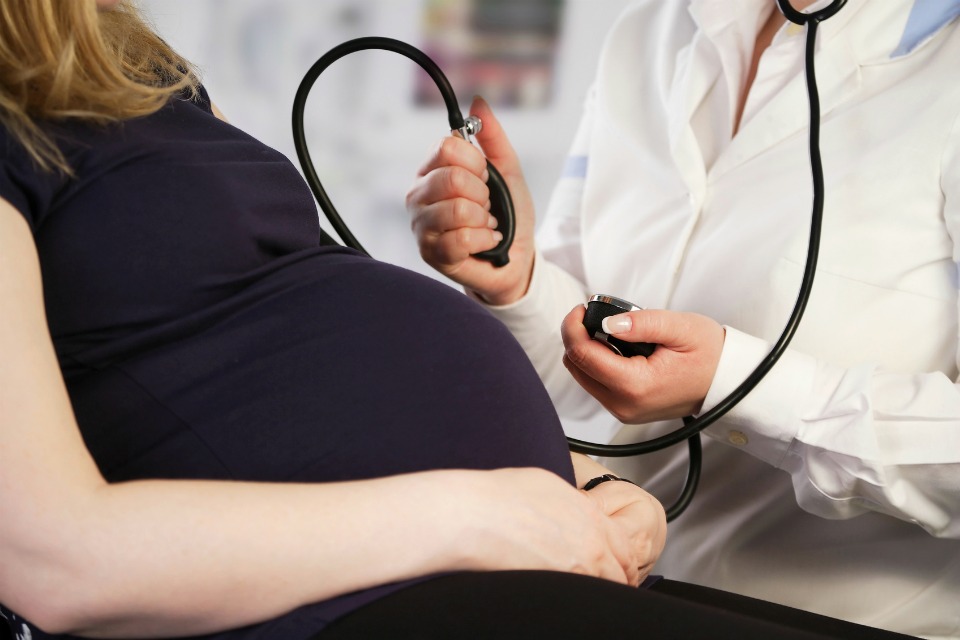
[458,115,482,139]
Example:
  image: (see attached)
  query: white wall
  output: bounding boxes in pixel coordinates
[139,0,632,281]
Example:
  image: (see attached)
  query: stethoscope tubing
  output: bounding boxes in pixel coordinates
[291,0,844,521]
[566,2,842,519]
[292,37,467,258]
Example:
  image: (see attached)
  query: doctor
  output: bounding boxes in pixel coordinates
[406,0,960,637]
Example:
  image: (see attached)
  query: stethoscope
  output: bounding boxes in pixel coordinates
[292,0,847,521]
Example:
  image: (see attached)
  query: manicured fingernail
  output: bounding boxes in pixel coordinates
[481,169,489,183]
[484,199,492,211]
[487,215,498,229]
[492,231,503,243]
[602,314,632,335]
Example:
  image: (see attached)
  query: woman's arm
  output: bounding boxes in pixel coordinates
[0,199,634,637]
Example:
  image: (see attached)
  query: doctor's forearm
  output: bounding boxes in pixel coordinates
[703,327,960,536]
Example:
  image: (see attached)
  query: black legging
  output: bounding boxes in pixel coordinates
[314,571,917,639]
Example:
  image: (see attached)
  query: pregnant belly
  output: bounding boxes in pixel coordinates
[69,247,575,486]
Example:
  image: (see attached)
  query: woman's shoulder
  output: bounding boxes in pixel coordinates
[184,82,214,115]
[0,121,57,233]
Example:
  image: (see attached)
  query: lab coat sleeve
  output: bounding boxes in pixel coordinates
[484,253,592,416]
[698,106,960,538]
[482,89,602,419]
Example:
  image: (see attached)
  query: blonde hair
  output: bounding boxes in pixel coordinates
[0,0,198,173]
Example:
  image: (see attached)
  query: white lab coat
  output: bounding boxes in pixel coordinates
[486,0,960,636]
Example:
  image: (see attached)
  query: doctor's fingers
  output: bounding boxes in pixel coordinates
[564,347,699,425]
[560,306,651,386]
[415,220,503,269]
[560,311,661,422]
[410,199,496,240]
[561,353,655,424]
[598,309,724,407]
[597,308,721,354]
[415,134,489,180]
[468,96,522,176]
[406,164,491,214]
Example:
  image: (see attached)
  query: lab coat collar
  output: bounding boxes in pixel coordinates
[705,0,937,181]
[891,0,960,58]
[667,1,772,202]
[684,0,958,62]
[666,0,957,189]
[687,0,861,46]
[688,0,770,40]
[709,4,864,180]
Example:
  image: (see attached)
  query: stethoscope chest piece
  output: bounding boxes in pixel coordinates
[583,295,656,358]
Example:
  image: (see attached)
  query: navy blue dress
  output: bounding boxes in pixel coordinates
[0,87,574,639]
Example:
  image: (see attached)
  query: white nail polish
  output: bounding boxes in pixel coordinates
[602,314,632,335]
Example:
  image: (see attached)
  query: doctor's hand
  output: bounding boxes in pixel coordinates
[560,305,725,424]
[406,96,536,305]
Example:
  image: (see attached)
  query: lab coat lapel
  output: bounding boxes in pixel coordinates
[666,29,719,205]
[710,28,861,181]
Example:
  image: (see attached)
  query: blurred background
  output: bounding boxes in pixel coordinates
[138,0,632,281]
